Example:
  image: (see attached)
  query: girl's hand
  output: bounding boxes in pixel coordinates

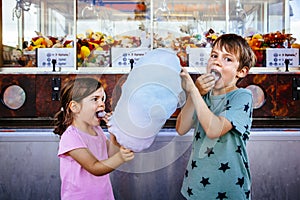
[119,146,134,162]
[195,73,216,96]
[102,111,113,125]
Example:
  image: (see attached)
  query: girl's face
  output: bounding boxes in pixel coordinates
[207,45,243,94]
[75,87,106,128]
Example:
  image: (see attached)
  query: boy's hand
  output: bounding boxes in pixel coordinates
[195,73,216,95]
[180,67,197,93]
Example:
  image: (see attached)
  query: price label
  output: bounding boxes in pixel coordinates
[111,47,150,68]
[37,48,74,68]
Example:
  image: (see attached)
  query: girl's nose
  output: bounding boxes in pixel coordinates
[98,100,105,107]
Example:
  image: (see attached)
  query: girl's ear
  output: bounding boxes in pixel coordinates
[69,101,80,113]
[237,66,249,78]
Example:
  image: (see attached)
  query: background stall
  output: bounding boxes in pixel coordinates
[0,0,300,200]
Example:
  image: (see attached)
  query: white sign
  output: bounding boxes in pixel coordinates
[111,47,150,68]
[37,48,74,68]
[187,48,212,67]
[266,48,299,67]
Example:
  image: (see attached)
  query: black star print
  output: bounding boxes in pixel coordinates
[205,147,214,157]
[225,100,230,106]
[245,190,250,199]
[244,161,249,169]
[224,100,231,110]
[218,162,230,173]
[244,102,250,112]
[249,111,252,118]
[236,177,244,188]
[195,131,201,141]
[231,121,236,130]
[216,192,228,200]
[225,105,231,110]
[236,145,242,155]
[244,124,249,131]
[187,187,193,196]
[200,177,210,187]
[242,133,249,141]
[191,160,197,169]
[185,170,189,177]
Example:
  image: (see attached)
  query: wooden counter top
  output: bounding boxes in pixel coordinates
[1,66,300,74]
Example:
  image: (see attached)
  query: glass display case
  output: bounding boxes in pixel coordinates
[1,0,298,69]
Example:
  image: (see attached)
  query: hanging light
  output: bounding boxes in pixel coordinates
[81,0,97,18]
[235,0,247,22]
[12,0,31,20]
[81,0,111,20]
[154,0,171,21]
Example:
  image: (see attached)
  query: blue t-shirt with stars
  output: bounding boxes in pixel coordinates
[181,88,253,200]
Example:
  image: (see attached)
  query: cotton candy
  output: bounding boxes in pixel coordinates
[108,48,186,152]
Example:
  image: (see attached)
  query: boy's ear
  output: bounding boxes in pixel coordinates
[69,101,80,113]
[237,66,249,78]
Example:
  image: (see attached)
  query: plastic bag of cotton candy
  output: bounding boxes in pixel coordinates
[107,48,186,152]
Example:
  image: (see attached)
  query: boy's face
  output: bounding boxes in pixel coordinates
[207,46,246,94]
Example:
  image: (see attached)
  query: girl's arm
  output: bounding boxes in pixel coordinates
[67,146,134,176]
[107,133,121,157]
[179,67,232,139]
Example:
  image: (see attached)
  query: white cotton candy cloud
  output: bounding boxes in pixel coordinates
[108,48,186,152]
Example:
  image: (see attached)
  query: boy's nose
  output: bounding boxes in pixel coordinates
[212,59,222,67]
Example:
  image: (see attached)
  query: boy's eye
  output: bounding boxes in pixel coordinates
[211,54,217,58]
[224,57,232,62]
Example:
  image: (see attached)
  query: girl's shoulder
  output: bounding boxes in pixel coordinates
[94,126,106,137]
[60,125,80,139]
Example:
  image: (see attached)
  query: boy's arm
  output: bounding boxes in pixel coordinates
[180,67,232,139]
[176,95,195,135]
[189,86,232,139]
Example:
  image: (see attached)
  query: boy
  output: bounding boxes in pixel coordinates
[177,33,256,199]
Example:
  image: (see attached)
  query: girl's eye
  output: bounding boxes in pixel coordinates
[91,92,106,102]
[102,92,106,102]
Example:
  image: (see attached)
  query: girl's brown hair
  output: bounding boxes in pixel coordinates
[53,77,102,136]
[212,33,256,71]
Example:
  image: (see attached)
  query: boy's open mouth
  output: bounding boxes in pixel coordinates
[211,70,221,82]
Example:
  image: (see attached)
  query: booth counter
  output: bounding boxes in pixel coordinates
[1,128,300,200]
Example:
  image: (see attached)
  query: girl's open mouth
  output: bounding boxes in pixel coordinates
[96,111,106,118]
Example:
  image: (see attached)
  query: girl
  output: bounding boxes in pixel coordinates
[54,77,134,200]
[177,34,256,199]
